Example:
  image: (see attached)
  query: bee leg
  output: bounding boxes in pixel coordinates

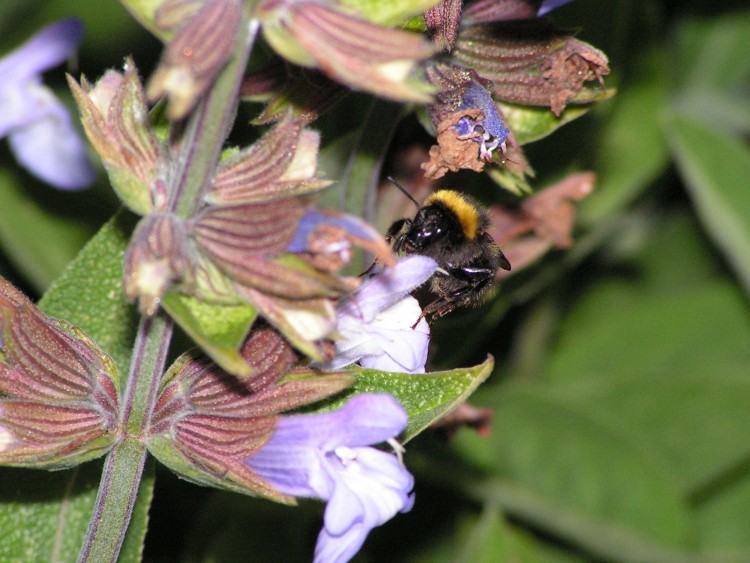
[425,266,496,318]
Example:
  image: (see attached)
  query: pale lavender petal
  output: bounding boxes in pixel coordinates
[246,394,408,496]
[340,256,437,322]
[315,447,414,563]
[359,315,430,373]
[538,0,574,16]
[288,208,383,253]
[246,394,412,563]
[8,89,95,189]
[0,19,84,83]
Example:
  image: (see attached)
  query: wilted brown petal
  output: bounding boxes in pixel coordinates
[489,172,596,274]
[431,401,494,438]
[454,21,610,115]
[422,109,486,179]
[147,0,242,119]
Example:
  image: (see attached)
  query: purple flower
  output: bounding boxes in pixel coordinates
[455,80,509,160]
[0,19,94,189]
[324,256,438,373]
[538,0,574,16]
[246,394,414,563]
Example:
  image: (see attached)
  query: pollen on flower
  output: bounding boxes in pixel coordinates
[132,259,172,314]
[0,425,15,452]
[376,60,414,83]
[334,446,357,465]
[285,308,334,341]
[160,67,196,97]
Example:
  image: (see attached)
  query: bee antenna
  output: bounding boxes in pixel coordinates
[386,176,420,210]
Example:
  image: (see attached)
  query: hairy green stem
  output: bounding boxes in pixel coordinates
[77,13,259,563]
[78,315,171,563]
[172,19,260,217]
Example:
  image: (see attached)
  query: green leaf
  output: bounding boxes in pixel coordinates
[675,12,750,92]
[485,166,532,196]
[330,357,494,442]
[118,0,166,38]
[449,211,750,559]
[411,508,549,563]
[162,292,257,377]
[0,464,102,562]
[0,169,97,293]
[500,96,613,146]
[339,0,439,26]
[579,58,669,225]
[666,115,750,297]
[39,211,139,376]
[0,211,146,562]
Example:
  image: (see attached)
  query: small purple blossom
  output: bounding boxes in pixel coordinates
[246,393,414,563]
[455,81,509,160]
[538,0,575,16]
[325,256,438,373]
[0,19,94,189]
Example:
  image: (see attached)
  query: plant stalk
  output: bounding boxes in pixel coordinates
[77,13,259,563]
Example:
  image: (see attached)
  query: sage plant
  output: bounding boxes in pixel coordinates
[0,1,610,561]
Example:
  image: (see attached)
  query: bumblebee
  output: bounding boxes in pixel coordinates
[387,189,511,319]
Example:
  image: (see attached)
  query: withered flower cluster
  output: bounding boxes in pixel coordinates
[422,0,610,182]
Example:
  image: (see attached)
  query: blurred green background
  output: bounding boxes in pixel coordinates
[1,0,749,561]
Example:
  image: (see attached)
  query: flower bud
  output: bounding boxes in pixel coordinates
[147,327,353,498]
[68,59,166,214]
[0,278,119,468]
[258,0,435,103]
[147,0,243,119]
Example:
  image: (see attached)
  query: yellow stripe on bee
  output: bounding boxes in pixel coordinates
[424,190,481,240]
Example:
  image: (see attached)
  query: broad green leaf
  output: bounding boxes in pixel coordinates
[579,58,669,225]
[0,169,97,293]
[666,115,750,297]
[410,508,549,563]
[676,12,750,92]
[162,292,257,377]
[672,88,750,137]
[500,96,613,146]
[449,208,750,559]
[39,211,138,376]
[695,475,750,554]
[454,386,692,549]
[0,212,147,562]
[330,357,494,442]
[0,465,102,562]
